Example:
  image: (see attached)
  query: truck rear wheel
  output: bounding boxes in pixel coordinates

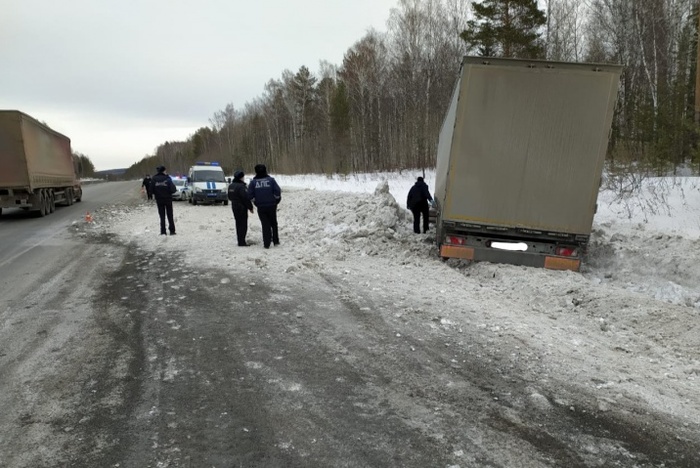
[49,190,55,213]
[36,190,47,217]
[42,190,50,216]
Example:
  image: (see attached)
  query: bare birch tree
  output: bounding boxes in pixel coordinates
[545,0,586,61]
[585,0,696,171]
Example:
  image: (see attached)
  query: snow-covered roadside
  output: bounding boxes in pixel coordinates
[80,176,700,438]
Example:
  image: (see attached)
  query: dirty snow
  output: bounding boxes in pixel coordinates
[84,171,700,433]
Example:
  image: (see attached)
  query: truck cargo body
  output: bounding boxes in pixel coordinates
[435,57,622,271]
[0,110,82,217]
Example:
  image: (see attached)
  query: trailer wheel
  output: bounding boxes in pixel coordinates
[36,190,47,217]
[43,190,50,216]
[49,190,56,213]
[66,188,74,206]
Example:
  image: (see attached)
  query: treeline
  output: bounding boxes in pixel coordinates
[125,0,700,179]
[73,152,95,178]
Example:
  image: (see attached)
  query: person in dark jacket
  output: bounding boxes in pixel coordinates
[247,164,281,249]
[227,170,254,247]
[142,175,153,200]
[150,165,177,235]
[406,176,433,234]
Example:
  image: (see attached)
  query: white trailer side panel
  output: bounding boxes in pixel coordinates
[435,73,461,211]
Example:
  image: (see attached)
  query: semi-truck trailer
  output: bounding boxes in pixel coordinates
[0,110,82,217]
[434,57,622,271]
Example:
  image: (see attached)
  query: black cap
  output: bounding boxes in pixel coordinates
[254,164,267,176]
[234,170,244,179]
[156,165,166,173]
[417,176,424,182]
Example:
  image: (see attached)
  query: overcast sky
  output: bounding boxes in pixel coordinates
[1,0,397,171]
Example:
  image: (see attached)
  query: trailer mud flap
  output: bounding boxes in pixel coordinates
[543,256,580,271]
[440,245,474,260]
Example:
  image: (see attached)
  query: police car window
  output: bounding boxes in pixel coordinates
[172,179,186,186]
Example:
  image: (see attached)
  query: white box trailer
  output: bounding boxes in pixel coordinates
[435,57,622,271]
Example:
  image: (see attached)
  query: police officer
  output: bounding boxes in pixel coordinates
[142,174,153,200]
[227,170,254,246]
[247,164,281,249]
[150,165,177,235]
[406,176,433,234]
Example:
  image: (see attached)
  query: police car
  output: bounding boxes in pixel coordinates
[187,162,229,205]
[170,176,191,201]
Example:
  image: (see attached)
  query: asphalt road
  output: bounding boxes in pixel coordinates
[0,181,131,268]
[0,181,141,465]
[0,181,698,467]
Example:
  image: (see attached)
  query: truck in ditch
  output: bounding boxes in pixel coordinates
[434,57,622,271]
[0,110,82,217]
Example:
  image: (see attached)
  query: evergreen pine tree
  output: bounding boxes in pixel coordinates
[460,0,546,59]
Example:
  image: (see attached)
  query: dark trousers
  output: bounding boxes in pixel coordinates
[231,205,249,246]
[156,200,175,234]
[257,205,279,248]
[145,189,153,200]
[411,200,430,233]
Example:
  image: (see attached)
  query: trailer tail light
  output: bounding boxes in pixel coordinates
[555,246,577,257]
[446,235,466,246]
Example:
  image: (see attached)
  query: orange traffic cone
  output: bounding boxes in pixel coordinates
[85,212,93,223]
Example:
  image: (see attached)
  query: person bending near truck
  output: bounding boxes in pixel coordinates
[150,166,177,235]
[247,164,281,249]
[227,170,254,247]
[407,176,433,234]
